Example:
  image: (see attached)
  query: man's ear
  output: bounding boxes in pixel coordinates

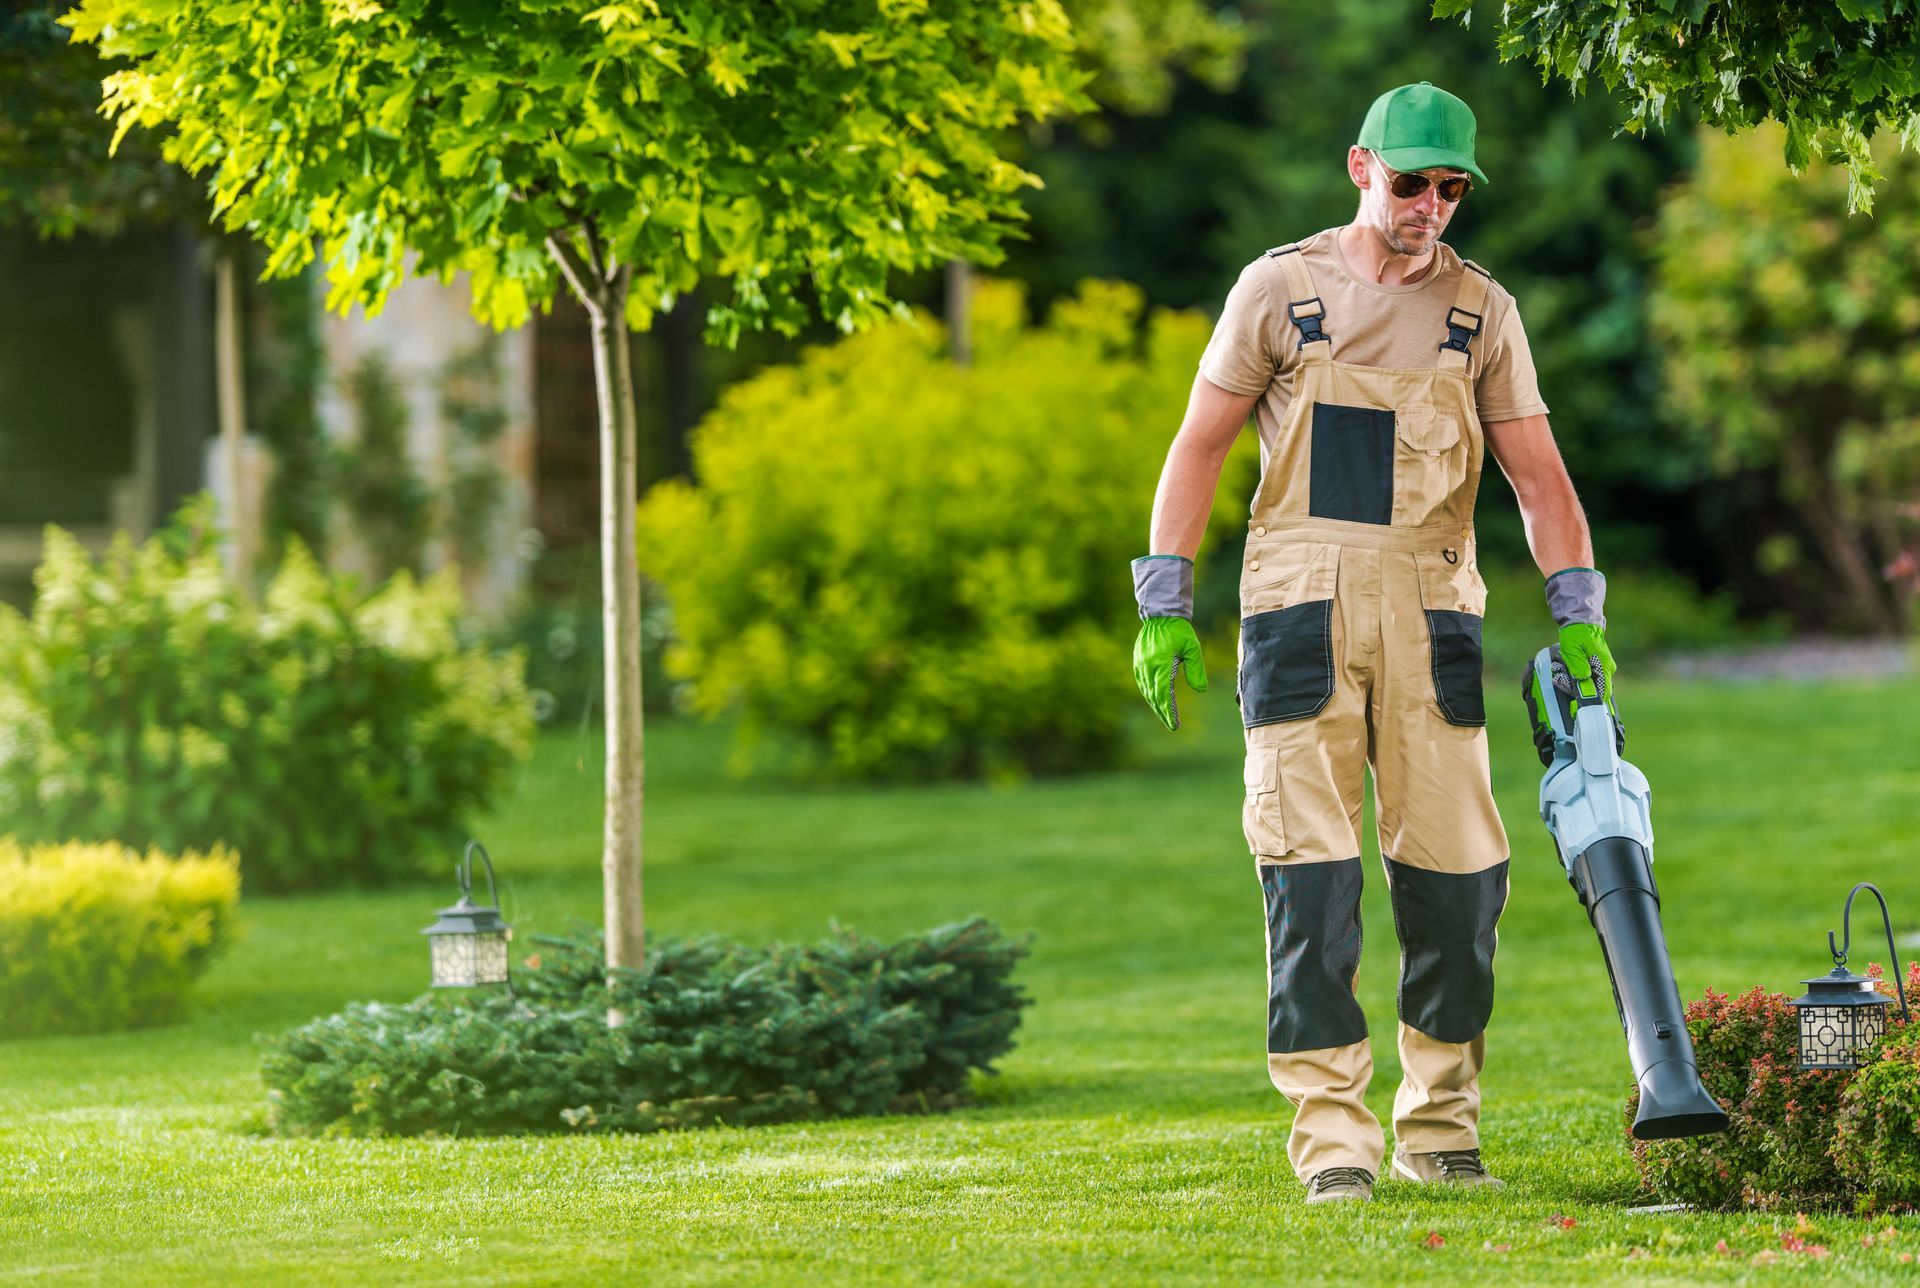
[1347,146,1371,189]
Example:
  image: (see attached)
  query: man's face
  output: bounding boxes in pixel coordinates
[1347,146,1467,256]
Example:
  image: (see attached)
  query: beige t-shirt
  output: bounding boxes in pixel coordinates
[1198,227,1549,459]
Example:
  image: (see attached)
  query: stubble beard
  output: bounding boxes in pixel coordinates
[1382,220,1437,257]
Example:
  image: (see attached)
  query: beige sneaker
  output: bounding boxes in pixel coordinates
[1391,1146,1504,1188]
[1304,1166,1375,1203]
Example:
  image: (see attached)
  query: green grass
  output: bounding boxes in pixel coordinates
[3,677,1918,1284]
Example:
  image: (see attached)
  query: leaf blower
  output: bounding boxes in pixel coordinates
[1522,646,1728,1140]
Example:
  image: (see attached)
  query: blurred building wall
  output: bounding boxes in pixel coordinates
[0,223,211,608]
[316,272,537,616]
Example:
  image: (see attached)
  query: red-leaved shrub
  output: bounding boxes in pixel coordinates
[1630,963,1920,1211]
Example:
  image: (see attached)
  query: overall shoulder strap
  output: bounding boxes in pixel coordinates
[1263,243,1332,359]
[1437,259,1491,372]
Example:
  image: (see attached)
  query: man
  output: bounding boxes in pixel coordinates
[1129,83,1616,1204]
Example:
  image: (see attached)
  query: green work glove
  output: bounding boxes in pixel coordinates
[1545,567,1618,702]
[1133,616,1210,731]
[1131,554,1208,731]
[1557,621,1616,701]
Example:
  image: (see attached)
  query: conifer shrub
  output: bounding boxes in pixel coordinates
[0,839,239,1038]
[636,278,1253,779]
[260,918,1031,1137]
[0,502,533,892]
[1630,966,1920,1211]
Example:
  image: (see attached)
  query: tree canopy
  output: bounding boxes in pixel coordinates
[1440,0,1920,213]
[68,0,1089,339]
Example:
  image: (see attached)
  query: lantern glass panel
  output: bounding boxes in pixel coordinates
[1798,1002,1889,1070]
[430,932,478,988]
[474,930,510,986]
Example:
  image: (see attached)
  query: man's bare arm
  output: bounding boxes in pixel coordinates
[1148,374,1263,558]
[1482,413,1594,576]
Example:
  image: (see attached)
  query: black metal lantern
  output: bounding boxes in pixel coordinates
[1790,882,1910,1071]
[421,841,511,988]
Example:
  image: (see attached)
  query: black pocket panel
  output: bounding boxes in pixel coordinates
[1425,608,1486,726]
[1240,601,1334,727]
[1261,859,1369,1054]
[1385,857,1509,1043]
[1309,402,1395,525]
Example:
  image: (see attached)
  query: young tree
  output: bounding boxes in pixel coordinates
[1438,0,1920,213]
[67,0,1087,973]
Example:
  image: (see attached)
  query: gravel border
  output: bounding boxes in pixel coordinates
[1651,637,1916,683]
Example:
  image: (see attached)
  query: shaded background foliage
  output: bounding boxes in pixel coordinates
[1652,124,1920,634]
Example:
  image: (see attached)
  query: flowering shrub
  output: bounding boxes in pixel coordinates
[0,501,533,891]
[1632,963,1920,1211]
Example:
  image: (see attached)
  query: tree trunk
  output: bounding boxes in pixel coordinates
[585,271,647,988]
[1787,437,1899,634]
[214,244,252,594]
[545,228,647,1022]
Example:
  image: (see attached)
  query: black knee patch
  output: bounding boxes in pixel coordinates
[1384,857,1508,1043]
[1260,859,1367,1053]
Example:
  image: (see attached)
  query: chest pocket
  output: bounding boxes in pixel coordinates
[1393,400,1471,527]
[1396,402,1460,454]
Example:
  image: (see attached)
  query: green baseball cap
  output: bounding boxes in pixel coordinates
[1356,82,1488,187]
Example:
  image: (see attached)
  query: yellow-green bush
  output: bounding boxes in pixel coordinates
[638,278,1247,779]
[0,839,239,1038]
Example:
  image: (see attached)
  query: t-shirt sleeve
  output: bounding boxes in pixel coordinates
[1197,261,1282,397]
[1474,294,1550,423]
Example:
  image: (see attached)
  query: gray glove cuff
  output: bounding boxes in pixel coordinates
[1132,555,1194,620]
[1545,566,1607,628]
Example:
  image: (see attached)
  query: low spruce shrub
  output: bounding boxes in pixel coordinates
[260,918,1032,1137]
[0,501,533,891]
[1630,966,1920,1211]
[0,839,239,1038]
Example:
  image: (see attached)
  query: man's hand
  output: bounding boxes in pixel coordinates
[1557,621,1616,701]
[1545,567,1617,702]
[1134,617,1209,731]
[1131,553,1208,731]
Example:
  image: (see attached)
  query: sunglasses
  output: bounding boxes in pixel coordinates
[1373,155,1472,204]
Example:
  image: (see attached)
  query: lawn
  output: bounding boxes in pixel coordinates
[2,674,1917,1284]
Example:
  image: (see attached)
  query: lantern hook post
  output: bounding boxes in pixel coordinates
[1828,881,1910,1024]
[460,840,502,911]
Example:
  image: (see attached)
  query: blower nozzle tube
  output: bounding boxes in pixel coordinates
[1573,837,1731,1140]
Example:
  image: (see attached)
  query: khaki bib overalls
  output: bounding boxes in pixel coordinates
[1240,243,1511,1182]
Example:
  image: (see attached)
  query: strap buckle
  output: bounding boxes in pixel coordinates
[1438,306,1482,357]
[1288,297,1329,349]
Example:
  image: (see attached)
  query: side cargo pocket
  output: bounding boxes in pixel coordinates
[1242,746,1286,858]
